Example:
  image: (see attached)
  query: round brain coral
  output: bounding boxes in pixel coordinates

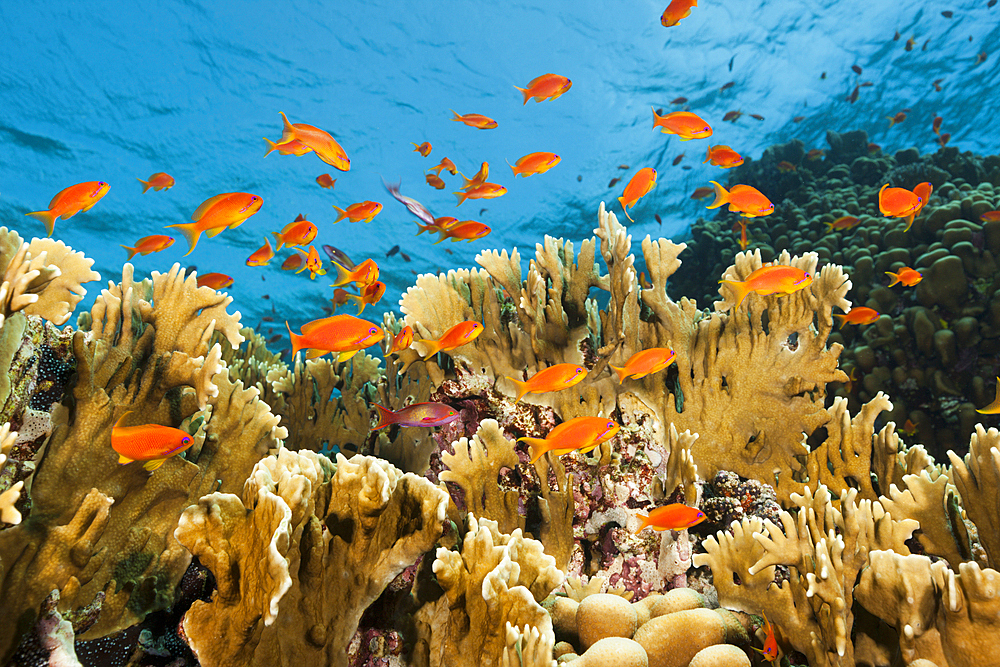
[577,593,638,649]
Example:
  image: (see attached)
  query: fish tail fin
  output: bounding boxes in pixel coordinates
[824,221,835,232]
[165,222,201,256]
[346,294,366,315]
[263,137,279,157]
[609,364,629,384]
[449,109,462,121]
[372,403,395,429]
[25,210,57,237]
[453,191,468,206]
[506,158,518,176]
[719,278,751,311]
[616,197,636,223]
[332,205,348,222]
[885,271,901,287]
[137,177,152,193]
[271,231,285,251]
[328,259,353,287]
[833,314,847,329]
[703,146,711,164]
[120,245,139,261]
[286,321,305,357]
[505,376,530,402]
[417,337,442,358]
[634,514,651,534]
[706,181,729,209]
[514,85,530,105]
[518,436,549,464]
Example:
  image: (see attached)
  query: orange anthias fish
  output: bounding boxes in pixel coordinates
[333,200,383,223]
[733,219,750,251]
[426,172,446,189]
[434,220,492,244]
[450,110,498,129]
[514,73,572,104]
[825,215,860,232]
[618,167,657,223]
[27,181,110,236]
[372,402,460,429]
[706,181,774,218]
[508,152,561,177]
[276,112,350,170]
[411,141,432,156]
[661,0,698,27]
[834,307,880,328]
[281,254,304,271]
[454,183,506,206]
[900,419,918,437]
[196,273,234,290]
[167,192,263,256]
[316,174,336,189]
[272,215,318,250]
[246,238,275,267]
[886,266,922,287]
[121,235,174,260]
[112,412,194,472]
[976,378,1000,414]
[286,314,384,361]
[720,265,813,311]
[609,348,676,383]
[330,258,379,288]
[651,108,713,140]
[518,417,620,464]
[776,161,797,173]
[753,614,780,662]
[634,503,706,533]
[431,157,458,176]
[909,182,933,230]
[886,112,907,128]
[806,149,825,160]
[704,145,744,168]
[416,321,484,357]
[344,280,386,314]
[506,364,588,402]
[390,325,414,354]
[878,183,923,230]
[263,137,313,157]
[461,162,490,190]
[690,186,714,200]
[137,172,175,193]
[981,211,1000,223]
[292,245,326,280]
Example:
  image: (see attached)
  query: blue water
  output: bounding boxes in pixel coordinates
[1,0,997,339]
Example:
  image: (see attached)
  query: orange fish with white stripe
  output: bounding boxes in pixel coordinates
[26,181,110,236]
[112,411,194,471]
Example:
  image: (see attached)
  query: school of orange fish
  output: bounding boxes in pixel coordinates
[19,3,999,658]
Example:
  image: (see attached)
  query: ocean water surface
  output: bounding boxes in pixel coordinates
[0,0,996,343]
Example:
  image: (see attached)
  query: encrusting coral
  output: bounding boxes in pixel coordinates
[176,449,449,667]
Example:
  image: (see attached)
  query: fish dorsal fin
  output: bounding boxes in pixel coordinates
[113,410,134,430]
[192,193,235,221]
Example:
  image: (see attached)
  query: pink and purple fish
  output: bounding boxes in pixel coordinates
[382,178,437,226]
[372,402,460,429]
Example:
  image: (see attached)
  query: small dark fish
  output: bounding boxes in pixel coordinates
[609,177,621,188]
[618,164,630,170]
[186,265,198,273]
[672,153,685,166]
[386,245,400,257]
[976,51,987,64]
[444,248,453,255]
[401,253,411,262]
[655,108,664,115]
[655,214,662,225]
[670,97,687,105]
[848,85,859,103]
[262,294,270,300]
[852,64,862,75]
[720,81,735,91]
[267,334,282,344]
[749,113,765,120]
[681,165,692,170]
[905,36,915,51]
[480,208,488,215]
[793,116,806,123]
[322,244,356,269]
[860,81,874,87]
[941,10,953,17]
[262,316,274,322]
[728,55,735,71]
[821,71,827,79]
[990,0,997,7]
[932,78,944,91]
[577,175,582,182]
[922,39,930,51]
[893,30,901,41]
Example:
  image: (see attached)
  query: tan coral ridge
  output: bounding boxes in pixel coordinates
[0,263,285,662]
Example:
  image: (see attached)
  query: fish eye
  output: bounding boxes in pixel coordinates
[182,436,191,444]
[607,421,615,428]
[369,327,378,334]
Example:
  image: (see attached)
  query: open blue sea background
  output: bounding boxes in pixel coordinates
[1,0,996,348]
